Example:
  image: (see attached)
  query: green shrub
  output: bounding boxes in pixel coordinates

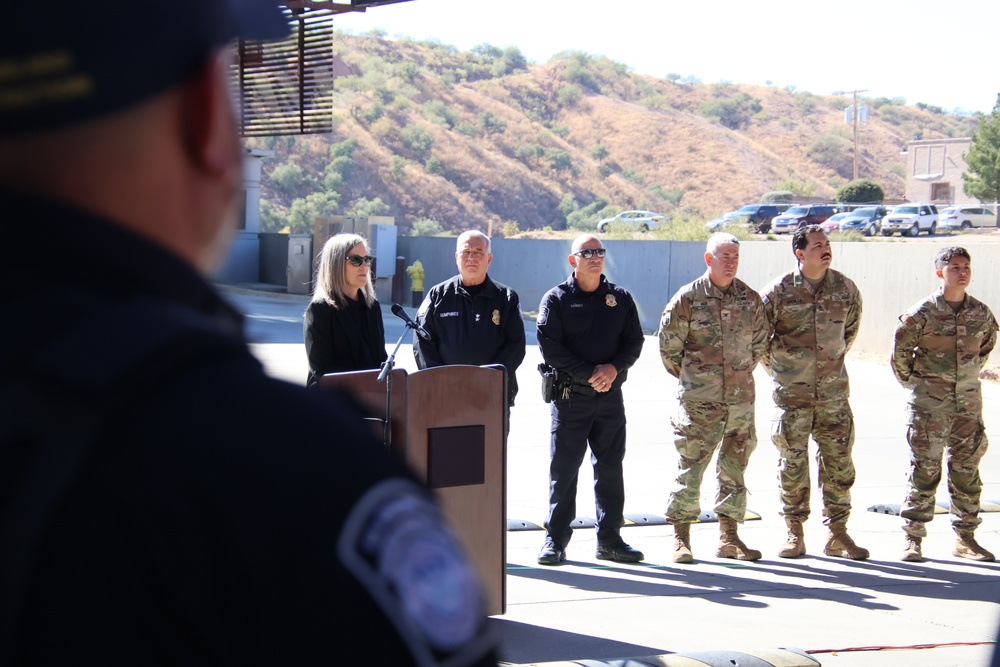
[546,149,573,172]
[515,143,545,162]
[808,133,853,178]
[621,170,646,186]
[478,111,506,135]
[651,185,685,206]
[566,199,615,231]
[389,156,408,180]
[698,93,762,130]
[776,179,815,197]
[835,178,885,204]
[410,219,444,236]
[498,220,521,237]
[762,190,794,204]
[557,85,583,107]
[424,157,443,174]
[348,196,390,218]
[288,191,339,233]
[402,124,435,156]
[421,100,458,127]
[270,163,314,198]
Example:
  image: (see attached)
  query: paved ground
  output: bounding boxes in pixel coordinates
[222,286,1000,667]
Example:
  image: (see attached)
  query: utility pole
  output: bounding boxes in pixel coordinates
[834,89,868,180]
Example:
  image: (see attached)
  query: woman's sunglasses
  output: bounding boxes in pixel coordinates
[346,255,374,267]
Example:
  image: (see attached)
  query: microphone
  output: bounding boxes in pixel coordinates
[391,303,432,342]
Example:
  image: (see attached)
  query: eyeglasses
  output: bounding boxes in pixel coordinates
[346,255,374,267]
[573,248,606,259]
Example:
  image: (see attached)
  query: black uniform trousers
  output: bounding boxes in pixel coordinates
[545,389,627,549]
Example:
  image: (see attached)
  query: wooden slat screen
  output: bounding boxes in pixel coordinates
[235,7,334,137]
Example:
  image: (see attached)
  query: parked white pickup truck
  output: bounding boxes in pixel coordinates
[881,203,938,237]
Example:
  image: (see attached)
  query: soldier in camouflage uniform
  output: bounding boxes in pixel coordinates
[761,225,868,560]
[891,246,998,562]
[658,233,768,563]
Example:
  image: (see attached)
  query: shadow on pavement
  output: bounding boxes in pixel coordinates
[489,617,667,664]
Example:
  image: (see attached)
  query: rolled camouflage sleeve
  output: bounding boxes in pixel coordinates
[657,294,689,379]
[750,296,769,370]
[844,285,862,353]
[760,289,777,376]
[890,312,921,387]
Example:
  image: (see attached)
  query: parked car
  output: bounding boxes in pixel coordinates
[838,206,887,236]
[881,203,938,237]
[939,206,997,232]
[820,212,851,234]
[705,210,746,231]
[597,210,666,233]
[770,204,839,234]
[734,204,786,233]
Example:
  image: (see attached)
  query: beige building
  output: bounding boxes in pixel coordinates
[904,137,980,206]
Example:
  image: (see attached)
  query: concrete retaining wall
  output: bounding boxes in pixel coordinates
[396,236,1000,359]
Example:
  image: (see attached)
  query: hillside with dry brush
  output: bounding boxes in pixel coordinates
[247,32,980,236]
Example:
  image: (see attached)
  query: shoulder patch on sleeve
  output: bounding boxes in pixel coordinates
[338,479,495,665]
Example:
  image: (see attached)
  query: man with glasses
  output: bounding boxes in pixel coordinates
[535,235,645,565]
[415,230,526,409]
[658,233,768,563]
[0,2,498,664]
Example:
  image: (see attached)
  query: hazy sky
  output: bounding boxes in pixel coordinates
[332,0,999,114]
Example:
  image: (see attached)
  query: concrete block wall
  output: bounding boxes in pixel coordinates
[396,236,1000,361]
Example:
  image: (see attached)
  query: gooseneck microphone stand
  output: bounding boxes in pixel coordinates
[377,320,417,449]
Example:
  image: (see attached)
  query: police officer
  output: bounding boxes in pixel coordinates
[658,233,767,563]
[415,230,526,408]
[535,235,645,565]
[762,225,868,560]
[0,3,498,664]
[891,246,998,563]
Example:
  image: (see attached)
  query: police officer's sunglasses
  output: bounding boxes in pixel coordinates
[573,248,606,259]
[346,255,374,267]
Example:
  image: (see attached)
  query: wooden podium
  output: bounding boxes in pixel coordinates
[320,365,507,615]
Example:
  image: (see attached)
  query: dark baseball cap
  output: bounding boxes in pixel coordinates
[0,0,290,137]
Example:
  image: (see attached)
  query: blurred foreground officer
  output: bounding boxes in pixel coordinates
[0,3,498,665]
[415,230,525,408]
[761,226,868,560]
[658,233,767,563]
[535,235,645,565]
[891,247,998,563]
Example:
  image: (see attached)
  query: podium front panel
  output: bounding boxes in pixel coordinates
[405,365,506,615]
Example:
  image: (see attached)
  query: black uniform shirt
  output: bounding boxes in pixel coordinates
[536,274,645,392]
[0,190,498,666]
[414,274,526,405]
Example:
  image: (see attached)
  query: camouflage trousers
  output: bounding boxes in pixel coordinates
[901,410,987,538]
[666,400,756,524]
[771,401,855,524]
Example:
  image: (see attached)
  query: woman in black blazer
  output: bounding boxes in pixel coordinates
[304,233,388,386]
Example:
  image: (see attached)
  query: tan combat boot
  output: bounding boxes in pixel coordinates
[778,519,806,558]
[673,523,693,563]
[824,521,869,560]
[717,516,762,561]
[954,532,996,562]
[901,535,922,562]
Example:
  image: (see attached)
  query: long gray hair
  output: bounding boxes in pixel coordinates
[311,233,376,309]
